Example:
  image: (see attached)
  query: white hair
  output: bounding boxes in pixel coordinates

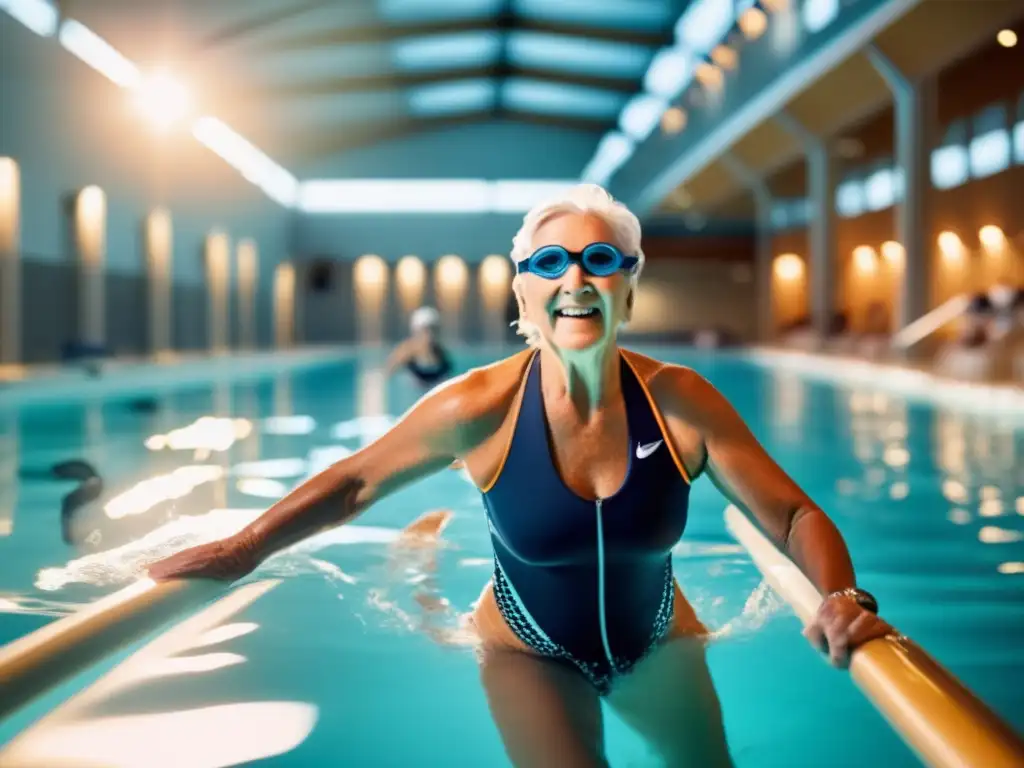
[509,183,645,346]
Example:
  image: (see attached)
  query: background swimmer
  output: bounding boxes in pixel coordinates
[385,306,453,386]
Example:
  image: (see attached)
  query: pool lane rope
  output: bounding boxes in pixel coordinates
[724,504,1024,768]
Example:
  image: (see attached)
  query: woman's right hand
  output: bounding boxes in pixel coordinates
[148,535,259,583]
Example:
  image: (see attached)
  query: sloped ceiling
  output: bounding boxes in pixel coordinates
[66,0,691,174]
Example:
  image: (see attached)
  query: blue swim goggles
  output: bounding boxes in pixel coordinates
[516,242,639,279]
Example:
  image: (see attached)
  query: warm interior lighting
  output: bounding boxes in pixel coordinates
[738,7,768,40]
[205,231,230,352]
[145,208,172,353]
[436,254,468,291]
[236,240,257,291]
[395,255,426,312]
[853,245,878,274]
[132,70,191,133]
[774,253,804,281]
[937,230,965,262]
[661,107,687,135]
[761,0,791,12]
[395,256,425,288]
[668,186,693,209]
[354,255,388,345]
[835,137,865,159]
[997,29,1018,48]
[51,17,294,208]
[146,209,171,264]
[75,186,106,346]
[205,232,230,283]
[695,61,724,92]
[979,224,1006,251]
[480,255,511,343]
[479,254,510,290]
[710,45,738,71]
[354,254,387,289]
[880,240,905,268]
[0,157,19,254]
[76,185,106,267]
[273,263,296,348]
[0,157,20,365]
[434,255,468,337]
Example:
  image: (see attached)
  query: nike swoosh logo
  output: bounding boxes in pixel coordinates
[636,440,663,459]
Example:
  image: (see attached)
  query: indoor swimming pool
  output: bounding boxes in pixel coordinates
[0,347,1022,767]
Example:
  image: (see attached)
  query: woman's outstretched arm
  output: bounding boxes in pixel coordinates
[149,369,504,582]
[655,366,892,667]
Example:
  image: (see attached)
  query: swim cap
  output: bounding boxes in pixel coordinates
[410,306,440,332]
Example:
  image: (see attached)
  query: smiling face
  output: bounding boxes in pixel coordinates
[514,212,633,352]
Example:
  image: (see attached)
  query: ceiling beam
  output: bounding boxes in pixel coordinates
[242,15,671,53]
[291,110,493,160]
[494,108,616,133]
[231,64,639,100]
[492,0,514,121]
[196,0,331,51]
[291,109,611,161]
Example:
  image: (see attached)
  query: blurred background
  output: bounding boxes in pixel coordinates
[0,0,1021,371]
[2,2,1024,766]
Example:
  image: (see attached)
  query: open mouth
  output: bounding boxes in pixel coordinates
[553,307,601,320]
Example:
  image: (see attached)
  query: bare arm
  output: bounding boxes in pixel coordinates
[654,365,893,667]
[150,369,504,579]
[384,340,413,377]
[657,367,855,596]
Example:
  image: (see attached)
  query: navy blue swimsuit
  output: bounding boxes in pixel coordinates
[483,351,691,694]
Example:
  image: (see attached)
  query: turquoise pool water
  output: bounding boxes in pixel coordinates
[0,348,1022,767]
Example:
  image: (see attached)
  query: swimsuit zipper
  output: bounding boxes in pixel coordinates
[595,499,617,672]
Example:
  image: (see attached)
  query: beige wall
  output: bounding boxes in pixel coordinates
[629,259,757,338]
[770,164,1024,334]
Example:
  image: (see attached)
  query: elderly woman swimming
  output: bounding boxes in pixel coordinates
[150,184,892,767]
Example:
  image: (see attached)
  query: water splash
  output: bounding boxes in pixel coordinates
[708,580,788,641]
[34,507,415,592]
[35,508,265,591]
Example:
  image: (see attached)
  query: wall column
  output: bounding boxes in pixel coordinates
[0,414,17,536]
[435,255,469,343]
[353,255,388,345]
[274,262,296,349]
[204,230,231,353]
[721,153,775,341]
[74,186,107,347]
[775,113,836,338]
[236,239,258,350]
[0,159,21,366]
[866,44,933,335]
[479,255,512,345]
[145,208,173,356]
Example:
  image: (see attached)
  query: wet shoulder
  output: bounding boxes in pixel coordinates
[620,348,708,401]
[431,349,536,452]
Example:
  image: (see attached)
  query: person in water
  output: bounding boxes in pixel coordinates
[385,306,453,386]
[150,184,893,767]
